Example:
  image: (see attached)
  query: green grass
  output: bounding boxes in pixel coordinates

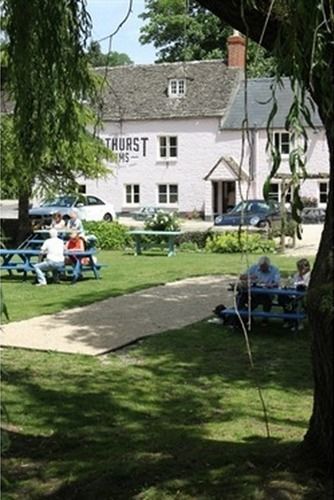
[1,251,310,322]
[2,322,328,499]
[2,251,328,498]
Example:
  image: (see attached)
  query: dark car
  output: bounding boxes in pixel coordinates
[301,207,326,224]
[214,199,281,228]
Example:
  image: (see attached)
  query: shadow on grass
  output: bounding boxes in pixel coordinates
[2,322,319,499]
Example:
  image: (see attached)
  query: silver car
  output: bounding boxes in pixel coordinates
[29,194,116,225]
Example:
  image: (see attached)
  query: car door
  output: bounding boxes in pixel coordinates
[83,196,106,221]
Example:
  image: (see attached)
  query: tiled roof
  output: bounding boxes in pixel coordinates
[221,77,323,129]
[95,60,242,121]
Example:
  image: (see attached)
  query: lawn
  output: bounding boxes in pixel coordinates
[1,251,311,322]
[2,321,326,500]
[2,251,328,499]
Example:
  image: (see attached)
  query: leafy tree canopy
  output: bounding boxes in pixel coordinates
[86,41,133,67]
[139,0,276,76]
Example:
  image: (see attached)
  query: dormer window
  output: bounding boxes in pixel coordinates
[168,79,186,97]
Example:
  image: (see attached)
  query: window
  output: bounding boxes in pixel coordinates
[319,182,328,203]
[78,184,86,193]
[168,79,186,97]
[125,184,140,204]
[158,184,178,204]
[268,183,279,202]
[274,132,291,155]
[86,196,104,206]
[159,136,178,159]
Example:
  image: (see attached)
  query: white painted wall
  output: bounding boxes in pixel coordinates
[82,118,329,217]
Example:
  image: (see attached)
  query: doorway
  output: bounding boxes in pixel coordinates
[212,181,236,215]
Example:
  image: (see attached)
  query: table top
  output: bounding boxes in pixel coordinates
[0,248,96,257]
[128,230,182,236]
[249,286,306,297]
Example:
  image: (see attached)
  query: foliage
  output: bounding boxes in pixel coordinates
[144,211,180,231]
[1,0,113,237]
[301,196,318,208]
[205,231,276,253]
[83,221,131,250]
[270,219,297,238]
[139,0,276,76]
[86,41,133,67]
[0,116,18,198]
[175,230,212,249]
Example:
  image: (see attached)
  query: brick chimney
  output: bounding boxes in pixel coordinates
[227,30,246,68]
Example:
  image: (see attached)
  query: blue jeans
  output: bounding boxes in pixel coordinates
[34,260,64,284]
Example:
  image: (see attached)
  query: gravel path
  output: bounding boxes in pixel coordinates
[1,276,234,356]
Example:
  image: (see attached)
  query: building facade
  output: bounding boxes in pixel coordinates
[83,36,329,219]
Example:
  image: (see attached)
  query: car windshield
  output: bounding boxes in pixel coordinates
[228,200,277,214]
[41,196,76,208]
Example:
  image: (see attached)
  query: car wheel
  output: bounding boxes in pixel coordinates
[103,213,113,222]
[258,220,271,230]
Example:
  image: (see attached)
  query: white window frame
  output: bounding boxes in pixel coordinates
[125,184,140,205]
[158,184,179,205]
[319,181,329,204]
[168,78,186,97]
[158,135,178,160]
[274,131,291,156]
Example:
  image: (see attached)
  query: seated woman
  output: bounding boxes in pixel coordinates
[65,231,88,265]
[51,212,66,230]
[279,258,311,331]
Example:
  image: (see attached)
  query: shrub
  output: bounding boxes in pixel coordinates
[83,221,131,250]
[175,231,212,249]
[179,241,200,253]
[270,219,298,238]
[144,211,180,231]
[205,231,276,254]
[301,196,318,207]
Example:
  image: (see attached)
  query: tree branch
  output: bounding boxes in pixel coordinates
[196,0,281,50]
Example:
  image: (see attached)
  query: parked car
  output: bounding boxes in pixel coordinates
[301,207,326,224]
[132,206,162,221]
[214,199,281,228]
[29,194,116,226]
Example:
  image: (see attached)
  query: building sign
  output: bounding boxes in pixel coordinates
[103,135,149,163]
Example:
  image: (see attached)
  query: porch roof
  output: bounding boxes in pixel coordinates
[204,156,249,181]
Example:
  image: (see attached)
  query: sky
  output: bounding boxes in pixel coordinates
[86,0,156,64]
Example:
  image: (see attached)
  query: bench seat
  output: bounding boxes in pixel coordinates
[221,308,306,321]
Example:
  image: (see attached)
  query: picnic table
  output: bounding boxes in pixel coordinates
[0,248,101,283]
[128,230,182,256]
[221,286,307,325]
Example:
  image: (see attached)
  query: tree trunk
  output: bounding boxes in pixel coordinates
[17,189,32,245]
[303,125,333,472]
[196,0,333,474]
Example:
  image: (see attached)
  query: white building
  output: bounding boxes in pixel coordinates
[83,35,329,219]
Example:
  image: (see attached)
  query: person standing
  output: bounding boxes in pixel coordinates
[33,229,65,286]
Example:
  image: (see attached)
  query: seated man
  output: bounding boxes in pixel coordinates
[67,210,84,235]
[33,229,65,286]
[237,256,281,325]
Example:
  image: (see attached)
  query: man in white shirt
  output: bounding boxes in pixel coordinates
[67,211,84,235]
[34,229,65,286]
